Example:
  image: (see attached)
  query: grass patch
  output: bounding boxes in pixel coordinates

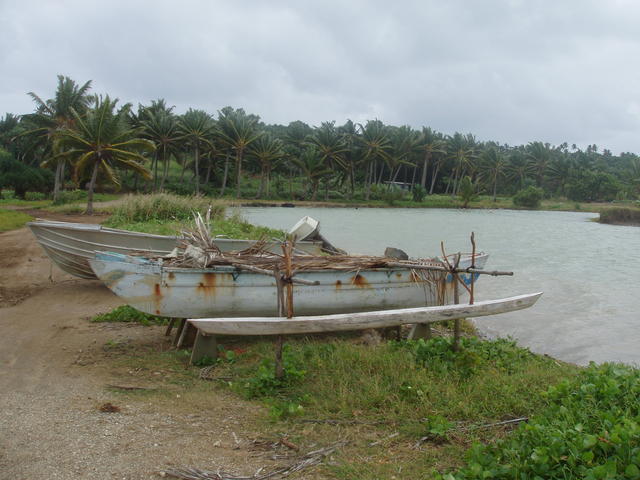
[0,208,33,232]
[107,193,224,224]
[91,305,168,326]
[599,206,640,225]
[103,194,284,240]
[99,332,584,478]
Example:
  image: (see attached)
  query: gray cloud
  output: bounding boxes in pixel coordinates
[2,0,640,153]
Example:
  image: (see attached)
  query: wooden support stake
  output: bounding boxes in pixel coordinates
[452,253,461,352]
[164,318,176,337]
[173,318,186,346]
[190,329,218,365]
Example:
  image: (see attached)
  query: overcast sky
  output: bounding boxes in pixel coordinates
[2,0,640,154]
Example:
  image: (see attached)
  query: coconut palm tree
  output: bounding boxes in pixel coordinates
[22,75,93,201]
[418,127,446,189]
[478,147,506,201]
[217,108,262,198]
[54,96,153,214]
[308,122,348,200]
[385,125,420,185]
[178,109,214,195]
[446,132,477,195]
[139,109,181,191]
[358,120,391,200]
[526,141,552,187]
[292,147,331,200]
[247,133,285,198]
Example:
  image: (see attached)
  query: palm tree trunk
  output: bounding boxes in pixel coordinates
[377,162,385,184]
[220,153,230,196]
[265,166,271,197]
[152,152,159,192]
[160,147,170,191]
[492,172,498,202]
[86,161,100,215]
[235,149,243,199]
[255,166,266,198]
[53,161,63,203]
[411,163,418,187]
[180,153,188,181]
[205,157,213,184]
[420,154,429,188]
[194,143,200,195]
[429,163,440,194]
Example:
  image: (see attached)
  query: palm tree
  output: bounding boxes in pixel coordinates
[478,147,506,201]
[386,125,420,185]
[358,120,391,200]
[54,96,154,214]
[308,122,348,200]
[446,132,476,195]
[23,75,92,201]
[526,141,552,187]
[505,150,533,191]
[139,109,180,191]
[418,127,446,189]
[292,147,331,200]
[178,109,214,195]
[247,133,284,198]
[217,108,262,198]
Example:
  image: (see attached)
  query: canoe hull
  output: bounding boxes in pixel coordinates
[28,220,323,279]
[188,292,542,335]
[89,252,488,318]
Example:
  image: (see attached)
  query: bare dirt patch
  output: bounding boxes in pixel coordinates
[0,219,323,480]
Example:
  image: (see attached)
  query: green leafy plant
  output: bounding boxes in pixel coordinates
[443,363,640,479]
[513,185,544,208]
[412,184,427,202]
[458,176,478,208]
[91,305,168,326]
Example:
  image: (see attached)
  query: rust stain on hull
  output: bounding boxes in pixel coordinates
[351,274,371,288]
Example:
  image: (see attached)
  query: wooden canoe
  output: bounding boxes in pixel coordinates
[188,292,542,335]
[28,219,324,279]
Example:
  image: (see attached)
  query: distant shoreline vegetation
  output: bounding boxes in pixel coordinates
[1,75,639,214]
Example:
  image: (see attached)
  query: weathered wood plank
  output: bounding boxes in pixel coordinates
[188,292,542,336]
[190,330,218,365]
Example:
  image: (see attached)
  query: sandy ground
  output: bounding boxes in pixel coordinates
[0,213,303,480]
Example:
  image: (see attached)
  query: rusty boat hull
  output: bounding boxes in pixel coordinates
[89,251,488,318]
[28,220,324,279]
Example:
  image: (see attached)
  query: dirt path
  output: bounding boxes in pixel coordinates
[0,218,292,480]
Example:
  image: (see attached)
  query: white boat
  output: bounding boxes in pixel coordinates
[89,251,489,318]
[27,219,325,279]
[188,292,542,335]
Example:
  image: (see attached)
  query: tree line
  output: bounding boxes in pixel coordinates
[1,75,639,211]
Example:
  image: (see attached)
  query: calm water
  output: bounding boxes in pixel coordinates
[241,206,640,365]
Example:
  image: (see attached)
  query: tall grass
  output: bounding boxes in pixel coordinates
[107,193,225,224]
[599,207,640,225]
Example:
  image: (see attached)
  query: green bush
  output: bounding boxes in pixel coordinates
[53,189,87,205]
[458,176,477,208]
[91,305,168,326]
[24,191,47,201]
[412,185,427,202]
[0,150,53,198]
[513,186,544,208]
[382,187,406,206]
[444,363,640,480]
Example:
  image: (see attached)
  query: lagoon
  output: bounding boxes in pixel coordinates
[241,206,640,366]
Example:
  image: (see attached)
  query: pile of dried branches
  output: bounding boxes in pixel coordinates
[162,441,348,480]
[161,210,449,274]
